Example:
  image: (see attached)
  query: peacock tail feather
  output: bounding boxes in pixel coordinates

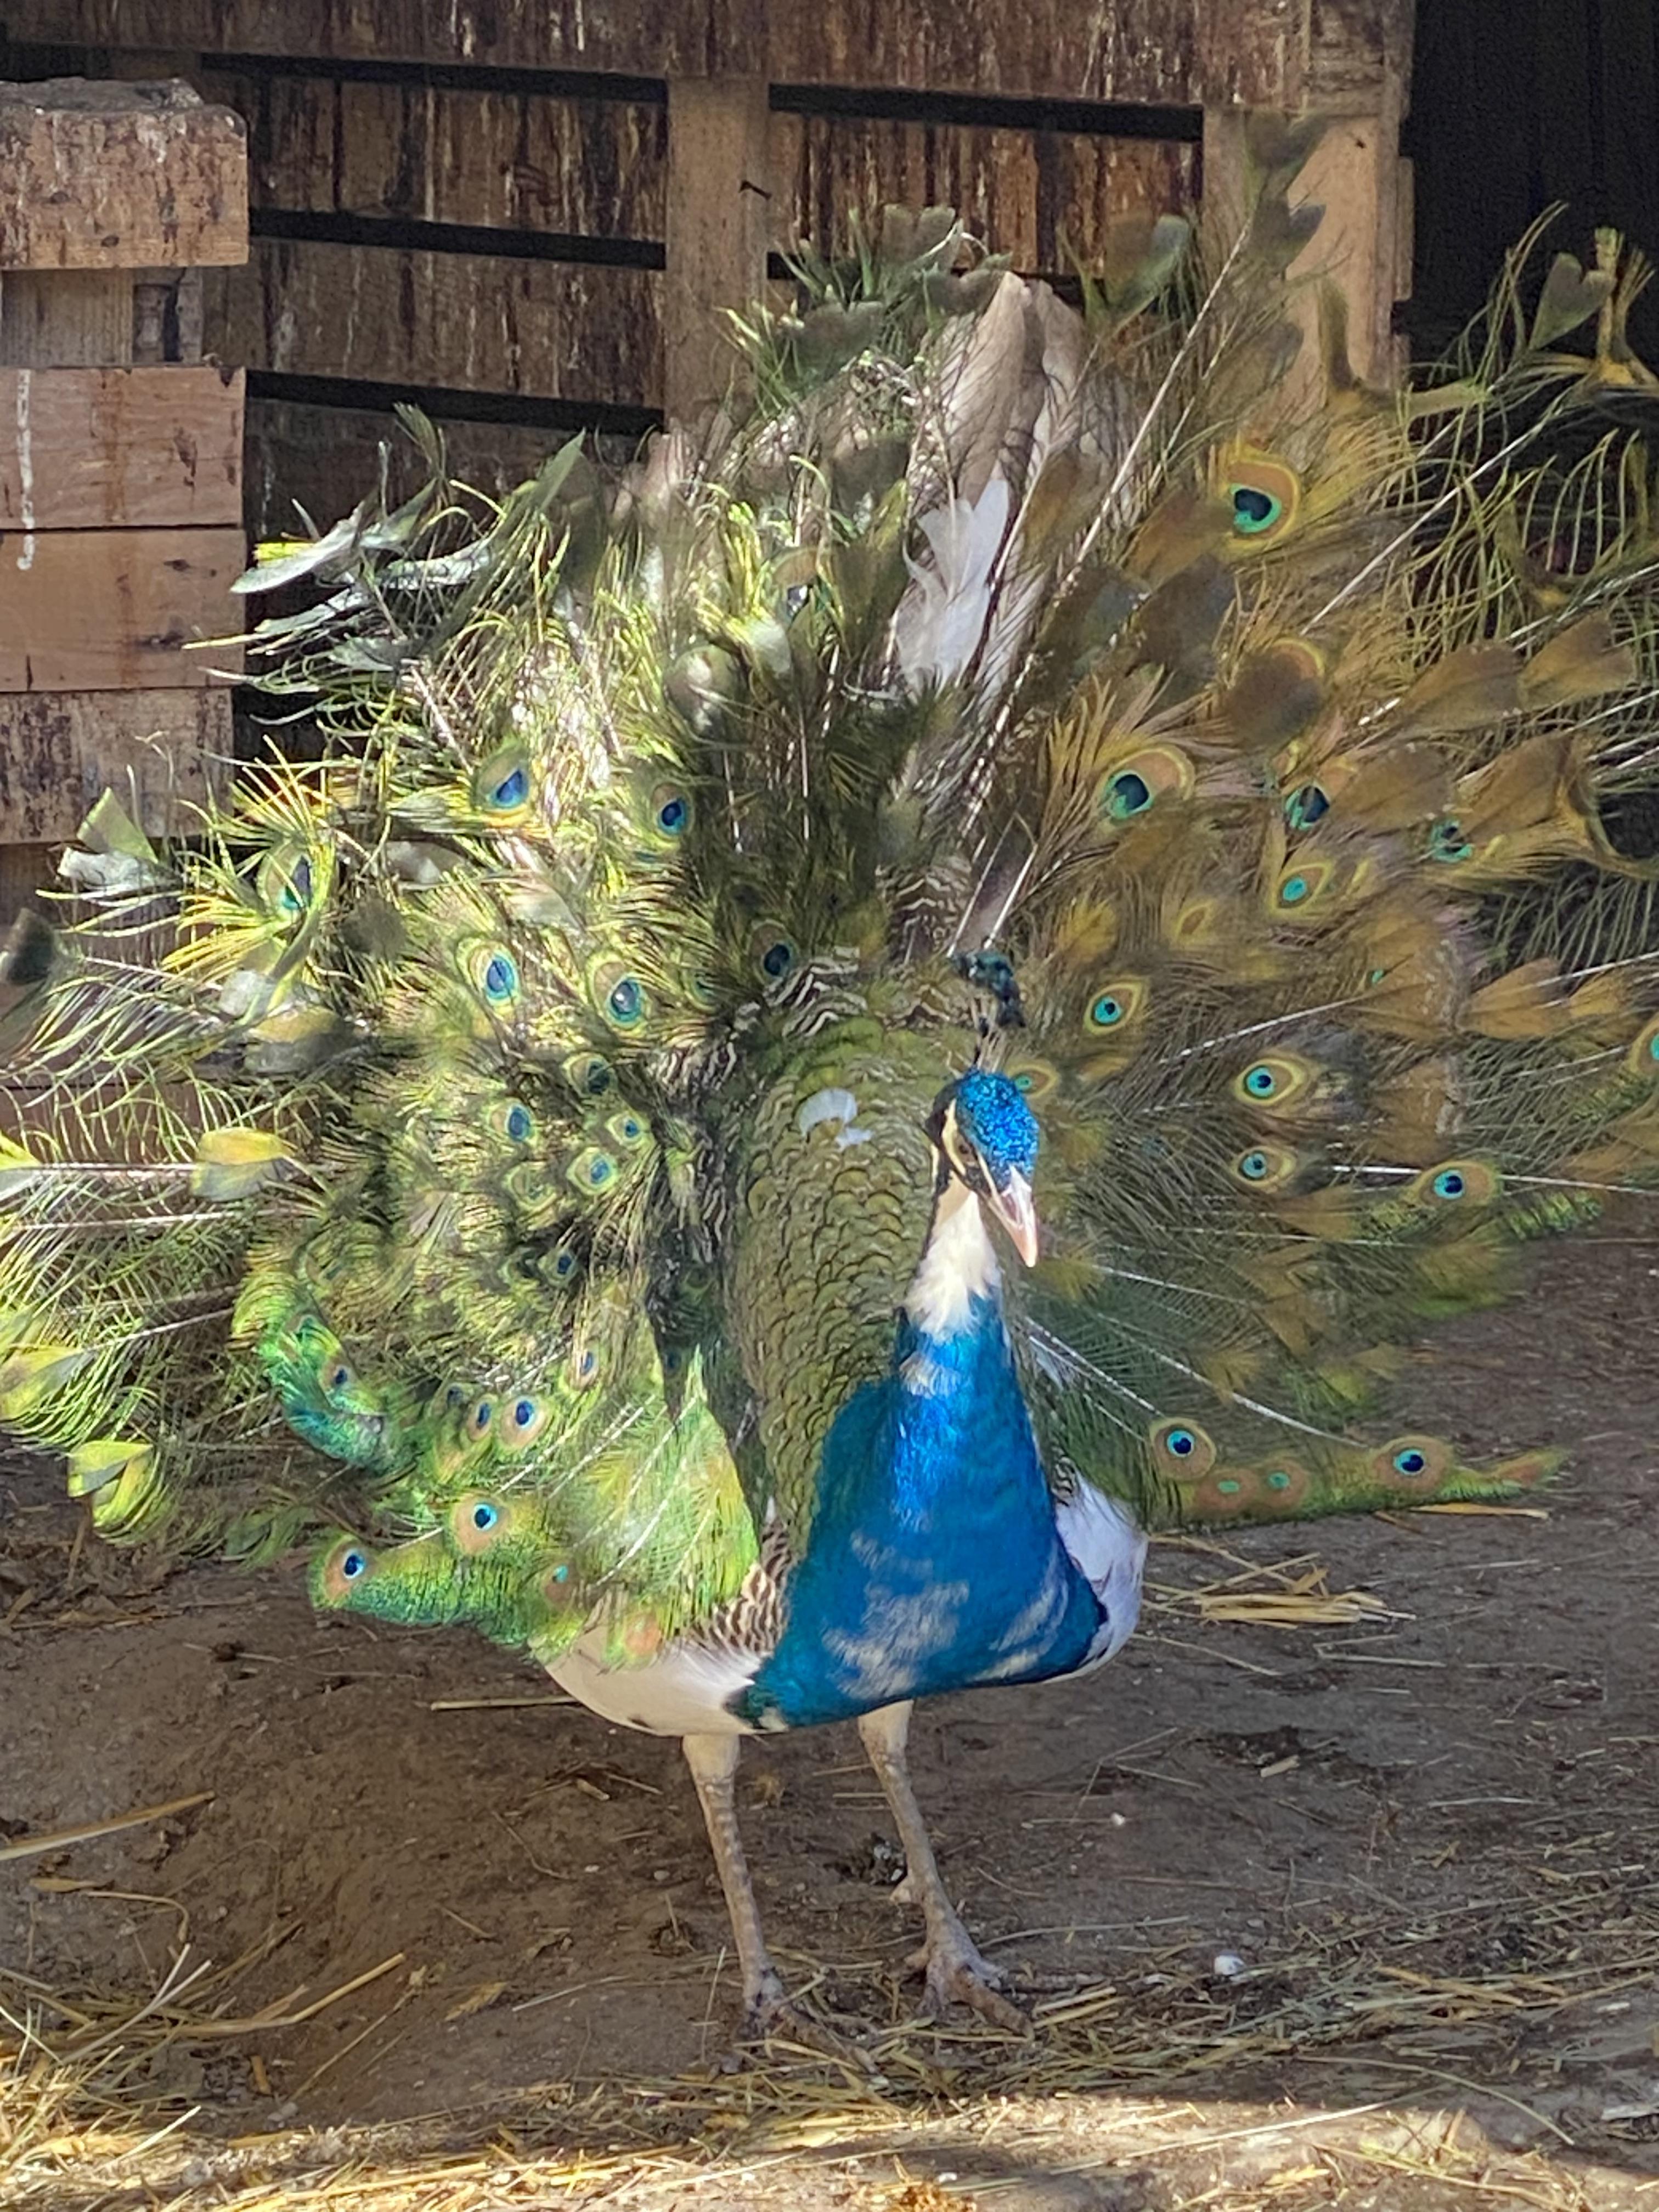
[3,123,1658,1672]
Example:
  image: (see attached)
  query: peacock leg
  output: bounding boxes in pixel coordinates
[857,1701,1029,2032]
[681,1731,789,2032]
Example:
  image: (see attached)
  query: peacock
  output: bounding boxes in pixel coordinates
[5,117,1659,2038]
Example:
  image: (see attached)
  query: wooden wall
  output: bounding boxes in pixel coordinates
[0,1,1414,542]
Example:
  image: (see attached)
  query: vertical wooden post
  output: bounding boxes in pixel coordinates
[663,76,771,425]
[1201,105,1409,393]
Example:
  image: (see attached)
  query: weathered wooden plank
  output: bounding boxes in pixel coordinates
[0,686,228,840]
[0,0,1404,105]
[0,526,245,691]
[0,365,242,528]
[244,396,599,543]
[771,115,1195,272]
[664,77,770,421]
[204,240,662,407]
[1,1,761,78]
[206,68,667,237]
[0,77,247,270]
[0,269,133,365]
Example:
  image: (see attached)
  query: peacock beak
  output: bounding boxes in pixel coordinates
[985,1169,1040,1268]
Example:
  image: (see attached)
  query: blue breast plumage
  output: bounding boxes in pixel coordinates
[737,1279,1104,1729]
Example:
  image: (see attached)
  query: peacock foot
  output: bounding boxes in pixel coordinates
[729,1976,873,2069]
[906,1923,1031,2034]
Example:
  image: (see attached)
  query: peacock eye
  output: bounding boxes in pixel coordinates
[608,975,643,1025]
[549,1561,571,1584]
[1243,1064,1278,1098]
[513,1399,536,1429]
[1230,484,1282,534]
[342,1549,367,1579]
[1286,784,1329,828]
[552,1248,577,1279]
[484,952,518,1003]
[1014,1073,1034,1092]
[280,856,313,913]
[653,788,690,836]
[1432,1169,1466,1200]
[1165,1428,1197,1458]
[1238,1150,1269,1181]
[1214,1476,1242,1496]
[472,1501,499,1532]
[1393,1447,1428,1477]
[1264,1470,1293,1491]
[469,1398,494,1438]
[1278,873,1310,906]
[329,1362,352,1391]
[760,938,795,980]
[1429,817,1473,864]
[505,1103,533,1143]
[1090,994,1123,1028]
[1103,770,1152,820]
[491,766,529,809]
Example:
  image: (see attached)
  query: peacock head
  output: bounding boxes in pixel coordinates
[933,1068,1041,1267]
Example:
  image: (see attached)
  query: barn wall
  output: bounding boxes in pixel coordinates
[0,2,1413,541]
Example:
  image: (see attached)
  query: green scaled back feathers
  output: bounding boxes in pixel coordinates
[4,126,1659,1675]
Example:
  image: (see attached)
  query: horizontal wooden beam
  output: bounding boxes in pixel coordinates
[0,77,247,270]
[0,686,228,840]
[0,526,245,691]
[0,365,243,528]
[204,239,661,407]
[0,0,1410,106]
[208,64,667,237]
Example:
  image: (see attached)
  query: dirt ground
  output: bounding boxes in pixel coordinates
[2,1235,1658,2211]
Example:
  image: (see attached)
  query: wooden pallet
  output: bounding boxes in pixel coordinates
[0,74,247,924]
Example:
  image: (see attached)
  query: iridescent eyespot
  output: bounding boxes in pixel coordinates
[565,1051,613,1097]
[1264,1470,1293,1491]
[757,936,797,981]
[1091,994,1124,1027]
[471,1500,499,1532]
[328,1361,352,1391]
[1214,1476,1242,1496]
[1230,484,1282,534]
[1393,1447,1427,1476]
[490,766,529,809]
[483,952,518,1004]
[572,1344,600,1389]
[567,1147,616,1192]
[280,856,313,913]
[550,1246,578,1281]
[1286,784,1329,829]
[1429,817,1473,864]
[505,1103,533,1143]
[547,1562,571,1585]
[341,1549,367,1579]
[1279,874,1309,906]
[468,1398,494,1439]
[609,976,642,1023]
[1238,1150,1269,1181]
[1104,770,1152,819]
[652,786,690,837]
[1432,1170,1466,1200]
[1244,1065,1278,1097]
[1151,1418,1216,1480]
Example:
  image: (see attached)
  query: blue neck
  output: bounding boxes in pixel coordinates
[738,1194,1103,1729]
